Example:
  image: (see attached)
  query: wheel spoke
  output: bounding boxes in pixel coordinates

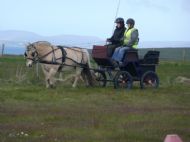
[94,70,107,87]
[114,71,133,89]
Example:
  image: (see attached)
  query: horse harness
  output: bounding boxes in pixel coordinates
[26,44,87,69]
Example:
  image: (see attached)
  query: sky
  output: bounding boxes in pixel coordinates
[0,0,190,41]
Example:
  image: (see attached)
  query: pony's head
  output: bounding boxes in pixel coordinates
[24,43,38,67]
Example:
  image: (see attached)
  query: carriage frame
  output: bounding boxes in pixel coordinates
[92,45,160,89]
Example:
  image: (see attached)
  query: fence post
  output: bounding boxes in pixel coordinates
[1,44,5,56]
[182,48,186,61]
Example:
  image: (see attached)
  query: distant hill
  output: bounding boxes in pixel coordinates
[0,30,190,55]
[0,30,42,42]
[1,30,190,48]
[0,30,104,47]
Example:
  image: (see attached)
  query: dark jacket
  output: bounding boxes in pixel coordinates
[108,26,126,45]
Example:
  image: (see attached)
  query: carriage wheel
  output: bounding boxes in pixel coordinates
[94,70,107,87]
[114,71,133,89]
[140,71,159,89]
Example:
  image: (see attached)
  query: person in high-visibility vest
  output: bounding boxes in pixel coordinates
[106,17,126,57]
[112,18,139,65]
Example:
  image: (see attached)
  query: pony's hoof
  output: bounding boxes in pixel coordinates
[85,84,90,88]
[50,84,56,89]
[72,85,76,88]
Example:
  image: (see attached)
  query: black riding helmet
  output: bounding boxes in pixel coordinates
[126,18,135,26]
[115,17,124,24]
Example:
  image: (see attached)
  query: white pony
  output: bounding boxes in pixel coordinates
[25,41,93,88]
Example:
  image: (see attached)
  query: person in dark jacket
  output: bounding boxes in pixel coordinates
[106,17,126,57]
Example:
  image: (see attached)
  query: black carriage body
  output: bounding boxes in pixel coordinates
[92,45,160,89]
[121,50,160,80]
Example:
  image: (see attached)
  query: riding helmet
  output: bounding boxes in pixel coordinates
[115,17,124,24]
[126,18,135,26]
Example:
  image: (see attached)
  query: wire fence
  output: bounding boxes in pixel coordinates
[0,47,2,57]
[138,48,190,61]
[1,43,190,61]
[0,47,190,86]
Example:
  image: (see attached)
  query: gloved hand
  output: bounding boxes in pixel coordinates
[106,38,111,42]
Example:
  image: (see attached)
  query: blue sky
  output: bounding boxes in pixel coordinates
[0,0,190,41]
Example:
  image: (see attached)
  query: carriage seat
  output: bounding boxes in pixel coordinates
[92,45,114,66]
[122,49,139,63]
[92,45,109,59]
[140,51,160,65]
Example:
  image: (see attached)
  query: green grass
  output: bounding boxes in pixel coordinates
[0,56,190,142]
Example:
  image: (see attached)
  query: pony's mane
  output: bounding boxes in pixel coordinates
[27,41,52,50]
[34,41,52,46]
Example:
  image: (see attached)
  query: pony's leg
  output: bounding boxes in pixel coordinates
[43,66,58,88]
[54,72,64,82]
[81,69,89,87]
[59,72,63,80]
[55,74,75,82]
[41,65,50,88]
[72,68,82,88]
[48,68,58,88]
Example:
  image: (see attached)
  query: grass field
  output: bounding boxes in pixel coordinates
[0,56,190,142]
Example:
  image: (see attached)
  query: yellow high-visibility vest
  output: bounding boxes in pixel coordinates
[123,28,138,49]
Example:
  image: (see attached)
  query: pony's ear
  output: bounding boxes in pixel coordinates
[25,42,32,50]
[25,42,30,47]
[24,52,27,57]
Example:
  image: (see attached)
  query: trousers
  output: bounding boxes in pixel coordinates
[106,44,121,57]
[112,46,130,62]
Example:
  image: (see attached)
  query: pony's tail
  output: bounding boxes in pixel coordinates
[82,49,94,87]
